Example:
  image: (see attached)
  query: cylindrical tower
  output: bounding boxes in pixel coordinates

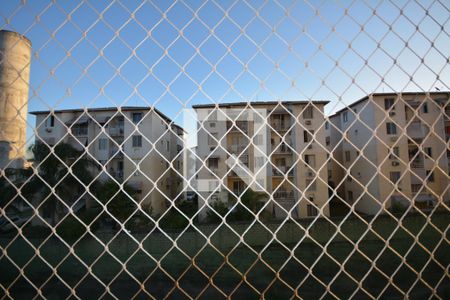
[0,30,32,169]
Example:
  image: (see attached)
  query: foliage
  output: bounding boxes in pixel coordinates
[228,189,268,221]
[390,201,408,214]
[92,180,139,223]
[206,201,229,223]
[25,142,98,224]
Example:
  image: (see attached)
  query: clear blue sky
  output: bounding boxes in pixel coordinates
[1,0,449,142]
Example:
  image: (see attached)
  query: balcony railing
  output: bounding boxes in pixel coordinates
[272,143,292,153]
[228,144,247,154]
[226,121,248,133]
[272,166,294,176]
[109,126,124,136]
[110,171,124,180]
[273,190,295,199]
[270,122,291,131]
[109,148,124,159]
[410,160,424,168]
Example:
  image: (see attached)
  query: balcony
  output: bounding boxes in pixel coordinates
[110,170,124,180]
[270,122,291,131]
[406,121,428,139]
[273,190,295,199]
[272,143,292,154]
[410,159,424,169]
[228,144,247,154]
[272,166,294,177]
[109,148,124,159]
[226,121,248,133]
[109,126,124,136]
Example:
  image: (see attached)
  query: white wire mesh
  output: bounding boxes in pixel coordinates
[0,0,449,299]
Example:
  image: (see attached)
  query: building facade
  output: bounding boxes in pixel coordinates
[193,101,330,219]
[31,107,185,215]
[326,92,450,215]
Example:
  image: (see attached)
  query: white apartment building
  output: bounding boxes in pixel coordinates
[193,101,330,219]
[31,107,185,215]
[326,92,450,215]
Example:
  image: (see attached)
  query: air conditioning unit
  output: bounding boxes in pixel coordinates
[45,128,52,133]
[390,136,397,142]
[392,161,400,166]
[389,111,396,116]
[305,120,312,125]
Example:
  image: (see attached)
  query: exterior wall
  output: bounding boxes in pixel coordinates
[0,30,32,169]
[327,92,450,215]
[32,108,184,216]
[194,102,330,220]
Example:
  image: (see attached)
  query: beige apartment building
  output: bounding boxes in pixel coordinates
[326,92,450,215]
[193,101,330,219]
[31,107,185,215]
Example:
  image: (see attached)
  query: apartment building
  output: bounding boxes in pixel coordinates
[193,101,330,219]
[326,92,450,215]
[31,107,185,215]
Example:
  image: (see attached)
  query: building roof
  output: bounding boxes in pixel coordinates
[29,106,185,132]
[192,100,330,109]
[329,91,450,118]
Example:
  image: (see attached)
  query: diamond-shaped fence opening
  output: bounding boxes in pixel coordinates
[0,0,449,298]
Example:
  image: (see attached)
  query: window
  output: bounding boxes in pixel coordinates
[325,121,329,130]
[98,138,107,150]
[384,98,395,110]
[208,157,219,169]
[233,180,245,195]
[424,147,432,158]
[72,123,88,136]
[343,111,348,122]
[386,122,397,135]
[426,170,434,182]
[389,147,399,159]
[422,103,428,113]
[132,135,142,148]
[411,184,421,194]
[345,151,351,162]
[325,136,330,146]
[132,112,142,124]
[307,204,318,217]
[304,155,316,167]
[390,171,401,183]
[46,115,55,127]
[303,106,313,119]
[210,122,216,128]
[166,141,170,152]
[303,130,314,143]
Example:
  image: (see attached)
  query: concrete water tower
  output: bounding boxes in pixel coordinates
[0,30,32,169]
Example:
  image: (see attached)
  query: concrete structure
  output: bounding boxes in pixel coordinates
[30,107,185,215]
[0,30,32,169]
[193,101,330,219]
[326,92,450,214]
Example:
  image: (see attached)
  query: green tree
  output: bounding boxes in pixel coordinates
[92,180,138,224]
[229,189,268,221]
[25,142,97,224]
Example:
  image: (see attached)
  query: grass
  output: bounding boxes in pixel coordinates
[0,212,449,299]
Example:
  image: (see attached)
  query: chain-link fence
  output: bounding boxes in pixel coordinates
[0,0,449,299]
